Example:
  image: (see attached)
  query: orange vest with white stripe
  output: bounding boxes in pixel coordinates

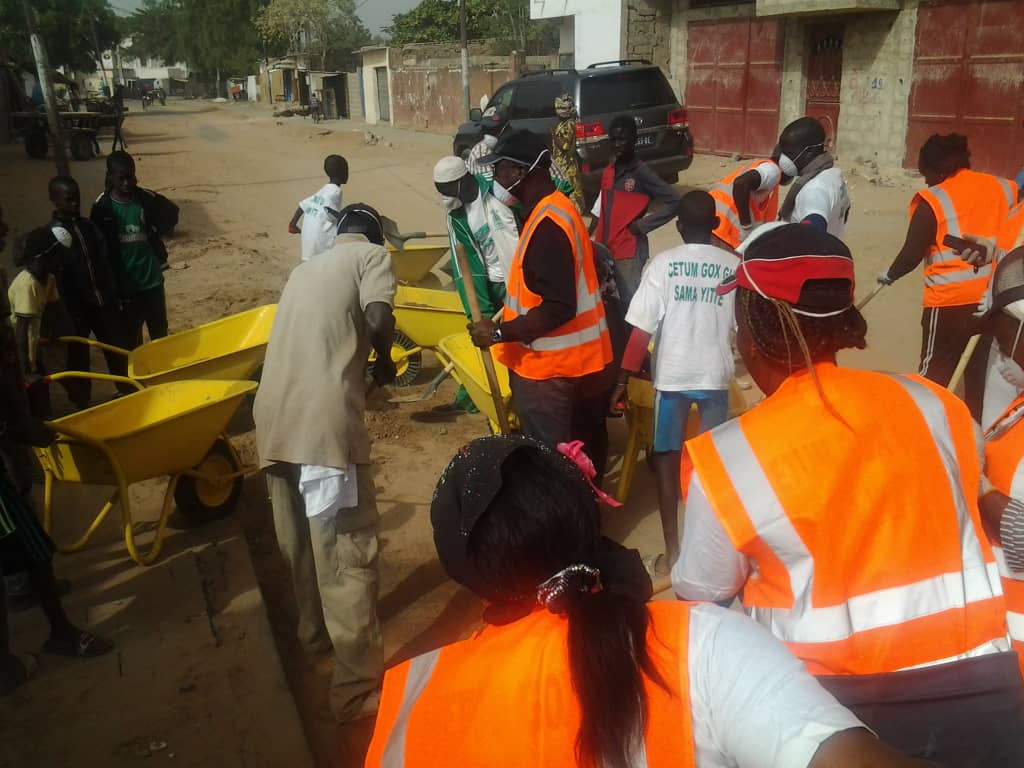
[983,393,1024,675]
[494,190,612,380]
[911,169,1016,308]
[997,202,1024,257]
[686,363,1007,676]
[364,603,696,768]
[710,160,780,249]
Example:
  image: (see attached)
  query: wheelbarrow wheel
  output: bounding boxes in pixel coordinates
[367,330,422,387]
[175,438,243,524]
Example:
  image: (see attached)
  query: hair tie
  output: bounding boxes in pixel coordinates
[556,441,622,507]
[536,564,602,613]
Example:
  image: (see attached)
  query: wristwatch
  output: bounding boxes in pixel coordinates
[491,326,503,344]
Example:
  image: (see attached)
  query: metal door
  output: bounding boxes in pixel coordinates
[804,23,844,150]
[375,66,390,122]
[685,18,784,156]
[906,0,1024,177]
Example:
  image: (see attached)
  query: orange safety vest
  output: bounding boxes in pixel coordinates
[710,159,780,249]
[685,363,1007,676]
[365,603,696,768]
[997,202,1024,257]
[494,190,612,380]
[911,169,1016,308]
[983,393,1024,675]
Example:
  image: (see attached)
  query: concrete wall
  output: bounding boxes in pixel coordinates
[625,0,673,72]
[755,0,899,13]
[347,72,364,120]
[360,48,391,125]
[832,4,917,166]
[530,0,624,68]
[390,65,514,133]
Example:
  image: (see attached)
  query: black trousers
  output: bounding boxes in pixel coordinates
[919,304,981,387]
[818,652,1024,767]
[122,284,168,348]
[65,304,129,406]
[509,366,612,483]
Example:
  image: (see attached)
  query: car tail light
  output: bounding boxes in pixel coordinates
[668,108,689,127]
[576,121,604,140]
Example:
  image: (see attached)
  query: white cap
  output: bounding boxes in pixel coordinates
[434,156,468,184]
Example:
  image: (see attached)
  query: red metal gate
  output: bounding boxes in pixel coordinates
[906,0,1024,177]
[804,23,844,150]
[685,18,784,157]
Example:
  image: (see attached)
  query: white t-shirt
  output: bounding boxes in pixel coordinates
[686,604,865,768]
[625,243,738,391]
[752,160,783,201]
[787,167,851,238]
[465,184,518,282]
[299,182,343,261]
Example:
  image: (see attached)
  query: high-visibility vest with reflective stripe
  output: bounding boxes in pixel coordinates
[364,603,696,768]
[710,159,780,249]
[494,190,612,380]
[997,202,1024,257]
[983,393,1024,675]
[912,169,1016,308]
[686,363,1007,676]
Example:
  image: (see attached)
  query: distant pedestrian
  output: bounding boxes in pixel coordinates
[309,92,321,123]
[91,151,170,346]
[610,191,738,576]
[288,154,348,261]
[48,176,125,409]
[590,115,681,311]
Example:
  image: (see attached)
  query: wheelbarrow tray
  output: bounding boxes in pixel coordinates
[387,243,449,284]
[128,305,276,385]
[394,286,467,349]
[436,333,512,427]
[38,380,257,485]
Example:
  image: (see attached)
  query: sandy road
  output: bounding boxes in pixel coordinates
[0,99,929,767]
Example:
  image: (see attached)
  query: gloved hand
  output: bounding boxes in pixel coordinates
[877,271,895,286]
[288,224,300,234]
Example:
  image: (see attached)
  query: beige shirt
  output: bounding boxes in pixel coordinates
[254,234,396,469]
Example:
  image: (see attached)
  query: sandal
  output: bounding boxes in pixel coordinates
[1,652,38,696]
[43,630,114,659]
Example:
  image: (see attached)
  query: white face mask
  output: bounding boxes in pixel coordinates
[439,194,462,212]
[492,180,518,207]
[778,153,799,178]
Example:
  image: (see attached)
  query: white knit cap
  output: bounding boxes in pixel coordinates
[434,156,468,184]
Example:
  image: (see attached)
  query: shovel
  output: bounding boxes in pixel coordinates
[380,215,446,252]
[388,361,456,404]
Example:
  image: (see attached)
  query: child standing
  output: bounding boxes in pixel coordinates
[609,191,738,575]
[91,151,169,347]
[49,176,125,408]
[289,155,348,261]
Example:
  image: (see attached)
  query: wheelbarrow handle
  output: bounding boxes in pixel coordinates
[44,370,143,390]
[40,335,130,356]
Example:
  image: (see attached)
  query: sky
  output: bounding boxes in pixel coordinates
[110,0,423,36]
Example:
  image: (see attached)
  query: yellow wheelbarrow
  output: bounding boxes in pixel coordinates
[35,380,258,566]
[44,304,276,390]
[386,243,450,285]
[435,332,516,433]
[368,286,468,387]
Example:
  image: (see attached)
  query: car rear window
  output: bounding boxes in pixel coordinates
[509,78,570,120]
[580,69,677,114]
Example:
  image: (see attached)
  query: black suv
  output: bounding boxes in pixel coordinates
[453,60,694,196]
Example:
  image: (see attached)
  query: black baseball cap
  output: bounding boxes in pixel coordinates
[479,129,551,169]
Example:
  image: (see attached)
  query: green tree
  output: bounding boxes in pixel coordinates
[384,0,555,53]
[253,0,368,71]
[0,0,120,72]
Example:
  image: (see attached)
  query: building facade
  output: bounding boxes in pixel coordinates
[534,0,1024,177]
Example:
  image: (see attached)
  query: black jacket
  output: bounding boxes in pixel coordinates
[90,189,172,294]
[50,213,118,316]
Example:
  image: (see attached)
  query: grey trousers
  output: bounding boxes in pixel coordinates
[266,462,383,721]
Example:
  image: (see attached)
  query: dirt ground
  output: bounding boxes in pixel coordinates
[0,100,927,767]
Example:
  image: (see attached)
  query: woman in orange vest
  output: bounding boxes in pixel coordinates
[978,249,1024,680]
[365,436,934,768]
[709,158,782,250]
[879,133,1016,387]
[675,223,1024,766]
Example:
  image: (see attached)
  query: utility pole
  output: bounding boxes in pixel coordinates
[90,18,111,96]
[22,0,69,176]
[460,0,470,119]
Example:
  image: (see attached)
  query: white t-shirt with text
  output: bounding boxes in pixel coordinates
[625,243,738,391]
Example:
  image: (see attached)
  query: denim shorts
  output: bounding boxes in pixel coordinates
[653,389,729,453]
